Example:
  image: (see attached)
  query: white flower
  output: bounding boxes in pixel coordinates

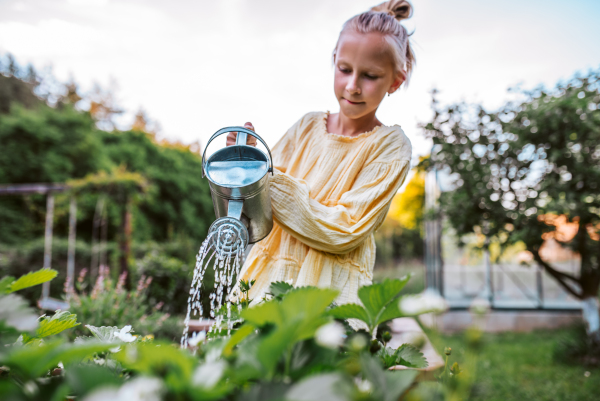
[192,361,227,389]
[315,321,346,349]
[399,289,448,315]
[354,378,372,393]
[285,278,294,285]
[114,325,136,343]
[83,377,163,401]
[188,331,206,347]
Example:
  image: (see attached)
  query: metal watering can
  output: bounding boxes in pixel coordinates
[202,127,274,256]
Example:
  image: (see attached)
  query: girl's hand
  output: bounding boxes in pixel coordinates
[226,122,257,147]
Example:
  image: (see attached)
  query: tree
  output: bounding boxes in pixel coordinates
[422,70,600,342]
[0,103,109,243]
[0,55,214,247]
[0,56,42,114]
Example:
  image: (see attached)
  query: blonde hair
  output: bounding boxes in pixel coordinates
[333,0,416,85]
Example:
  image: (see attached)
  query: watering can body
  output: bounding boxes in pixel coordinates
[202,127,274,254]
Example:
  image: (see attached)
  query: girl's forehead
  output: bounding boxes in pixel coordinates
[336,31,393,69]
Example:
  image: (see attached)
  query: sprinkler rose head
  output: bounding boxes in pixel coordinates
[208,217,249,258]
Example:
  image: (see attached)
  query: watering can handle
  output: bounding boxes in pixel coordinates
[202,127,274,178]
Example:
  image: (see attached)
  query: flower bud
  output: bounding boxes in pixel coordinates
[369,339,382,354]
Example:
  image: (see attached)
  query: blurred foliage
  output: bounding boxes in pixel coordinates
[375,171,425,267]
[0,238,211,318]
[0,55,214,247]
[134,251,193,316]
[422,70,600,320]
[67,266,182,342]
[1,270,458,401]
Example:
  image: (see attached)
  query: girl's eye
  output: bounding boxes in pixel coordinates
[365,74,379,80]
[338,66,351,74]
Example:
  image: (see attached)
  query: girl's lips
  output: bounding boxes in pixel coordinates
[344,99,363,105]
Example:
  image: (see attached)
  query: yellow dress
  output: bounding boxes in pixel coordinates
[238,111,412,305]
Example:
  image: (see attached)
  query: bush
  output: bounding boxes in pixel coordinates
[133,251,192,315]
[67,266,177,341]
[0,237,219,328]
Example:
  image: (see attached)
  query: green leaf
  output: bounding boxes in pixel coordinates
[357,277,410,330]
[376,300,405,326]
[280,287,339,322]
[114,342,196,392]
[256,322,299,373]
[269,281,294,298]
[8,268,58,293]
[327,304,371,325]
[243,287,339,376]
[223,324,255,356]
[241,301,283,327]
[378,346,399,369]
[285,372,351,401]
[383,370,418,401]
[1,340,115,380]
[360,353,417,401]
[395,343,428,369]
[0,276,15,294]
[65,364,124,398]
[49,383,71,401]
[33,310,80,340]
[86,325,120,342]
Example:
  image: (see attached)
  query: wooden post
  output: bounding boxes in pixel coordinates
[42,194,54,299]
[119,196,132,289]
[91,195,105,281]
[66,196,77,296]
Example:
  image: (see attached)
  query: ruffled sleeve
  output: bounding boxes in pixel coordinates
[269,132,411,254]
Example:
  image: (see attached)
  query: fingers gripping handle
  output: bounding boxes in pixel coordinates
[236,131,248,147]
[202,126,274,178]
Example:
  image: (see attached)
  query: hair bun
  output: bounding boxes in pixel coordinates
[371,0,413,22]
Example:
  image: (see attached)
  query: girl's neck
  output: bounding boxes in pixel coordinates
[327,111,382,137]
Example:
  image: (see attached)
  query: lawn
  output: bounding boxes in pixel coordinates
[425,326,600,401]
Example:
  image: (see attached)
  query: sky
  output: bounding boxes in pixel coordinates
[1,0,600,162]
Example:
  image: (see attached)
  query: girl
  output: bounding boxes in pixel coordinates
[229,0,415,306]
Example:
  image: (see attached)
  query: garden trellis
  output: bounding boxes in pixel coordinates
[0,183,108,308]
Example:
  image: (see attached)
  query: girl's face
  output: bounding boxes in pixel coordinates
[334,31,404,121]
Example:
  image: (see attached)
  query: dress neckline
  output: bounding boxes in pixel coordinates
[319,111,382,142]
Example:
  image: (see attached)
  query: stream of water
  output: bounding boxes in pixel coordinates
[180,224,246,348]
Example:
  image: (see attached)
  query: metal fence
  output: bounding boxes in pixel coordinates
[424,170,582,311]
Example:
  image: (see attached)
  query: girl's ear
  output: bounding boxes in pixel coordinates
[389,71,406,94]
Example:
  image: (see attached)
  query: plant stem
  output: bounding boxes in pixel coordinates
[284,347,292,378]
[443,354,449,384]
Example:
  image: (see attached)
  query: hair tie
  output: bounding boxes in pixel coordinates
[371,0,413,22]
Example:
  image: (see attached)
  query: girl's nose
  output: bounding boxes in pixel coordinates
[346,75,361,95]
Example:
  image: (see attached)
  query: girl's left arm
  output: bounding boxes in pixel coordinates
[269,153,411,254]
